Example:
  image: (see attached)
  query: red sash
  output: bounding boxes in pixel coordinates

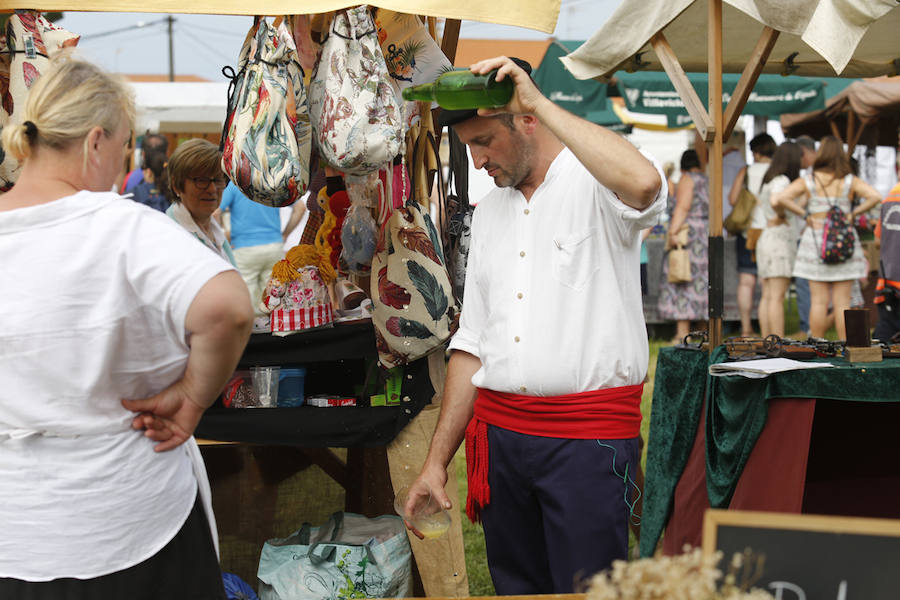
[464,384,643,523]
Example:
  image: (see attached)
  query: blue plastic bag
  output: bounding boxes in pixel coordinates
[223,572,259,600]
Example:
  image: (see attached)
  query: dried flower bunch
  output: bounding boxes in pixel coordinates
[585,546,775,600]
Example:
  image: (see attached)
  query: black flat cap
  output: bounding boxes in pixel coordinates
[438,57,533,128]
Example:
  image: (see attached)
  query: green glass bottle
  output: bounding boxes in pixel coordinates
[401,69,513,110]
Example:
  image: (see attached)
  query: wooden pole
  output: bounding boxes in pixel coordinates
[650,32,715,141]
[722,27,779,142]
[707,0,724,349]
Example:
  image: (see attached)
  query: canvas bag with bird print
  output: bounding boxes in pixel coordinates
[370,131,457,369]
[308,5,403,176]
[221,16,311,207]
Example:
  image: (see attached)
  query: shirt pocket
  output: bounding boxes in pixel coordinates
[551,226,601,291]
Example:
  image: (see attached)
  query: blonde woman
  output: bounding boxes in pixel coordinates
[0,57,251,597]
[772,136,881,339]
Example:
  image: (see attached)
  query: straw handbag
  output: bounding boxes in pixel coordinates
[667,225,691,284]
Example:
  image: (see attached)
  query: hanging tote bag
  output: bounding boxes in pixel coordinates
[667,225,692,284]
[0,10,79,191]
[221,16,311,207]
[370,131,458,369]
[444,128,474,303]
[308,6,404,175]
[257,512,413,600]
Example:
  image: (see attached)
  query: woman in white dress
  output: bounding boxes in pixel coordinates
[755,142,802,337]
[772,136,881,340]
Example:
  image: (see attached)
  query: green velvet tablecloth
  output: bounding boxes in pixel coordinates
[640,345,900,557]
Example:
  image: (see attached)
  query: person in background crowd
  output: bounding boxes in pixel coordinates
[728,133,776,336]
[695,129,745,227]
[0,56,252,599]
[773,136,881,340]
[130,150,169,212]
[166,139,235,266]
[124,132,168,193]
[793,135,817,335]
[874,155,900,342]
[406,56,664,595]
[755,142,802,337]
[218,181,305,311]
[658,149,709,343]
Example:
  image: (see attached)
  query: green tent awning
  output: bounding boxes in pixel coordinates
[533,40,631,133]
[615,71,830,128]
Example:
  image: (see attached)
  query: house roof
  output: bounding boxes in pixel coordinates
[453,39,552,70]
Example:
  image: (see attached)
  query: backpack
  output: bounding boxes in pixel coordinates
[221,16,311,208]
[308,6,403,175]
[816,174,856,265]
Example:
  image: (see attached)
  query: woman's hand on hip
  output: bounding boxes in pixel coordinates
[122,382,207,452]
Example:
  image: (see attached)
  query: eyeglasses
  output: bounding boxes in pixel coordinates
[190,176,228,189]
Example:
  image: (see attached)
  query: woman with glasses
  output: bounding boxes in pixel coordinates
[166,138,236,265]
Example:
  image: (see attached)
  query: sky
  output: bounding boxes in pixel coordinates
[57,0,623,81]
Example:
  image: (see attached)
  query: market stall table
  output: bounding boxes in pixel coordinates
[640,345,900,557]
[195,321,435,587]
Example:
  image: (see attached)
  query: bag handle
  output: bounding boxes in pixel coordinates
[307,512,378,567]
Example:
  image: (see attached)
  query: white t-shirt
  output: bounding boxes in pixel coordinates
[449,147,666,396]
[0,191,234,581]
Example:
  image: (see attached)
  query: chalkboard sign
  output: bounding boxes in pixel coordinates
[702,510,900,599]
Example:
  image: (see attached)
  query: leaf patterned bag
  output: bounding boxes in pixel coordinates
[0,10,79,191]
[308,6,403,176]
[371,197,458,368]
[221,16,311,207]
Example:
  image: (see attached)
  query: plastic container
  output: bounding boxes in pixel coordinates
[223,370,258,408]
[277,367,307,407]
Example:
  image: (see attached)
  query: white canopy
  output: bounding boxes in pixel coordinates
[562,0,900,80]
[130,82,228,134]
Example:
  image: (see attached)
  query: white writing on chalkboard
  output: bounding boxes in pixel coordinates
[769,579,848,600]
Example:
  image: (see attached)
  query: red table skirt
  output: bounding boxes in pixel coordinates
[663,397,900,554]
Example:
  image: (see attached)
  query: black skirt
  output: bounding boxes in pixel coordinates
[0,491,226,600]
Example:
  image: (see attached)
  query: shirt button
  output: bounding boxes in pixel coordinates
[519,250,526,257]
[520,386,527,393]
[514,336,520,342]
[517,292,523,299]
[524,208,530,215]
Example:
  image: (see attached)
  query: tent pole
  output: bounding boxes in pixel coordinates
[650,32,715,141]
[829,120,844,143]
[707,0,724,349]
[846,110,858,153]
[433,19,461,145]
[722,26,779,141]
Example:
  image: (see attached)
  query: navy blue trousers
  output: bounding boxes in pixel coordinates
[479,425,640,595]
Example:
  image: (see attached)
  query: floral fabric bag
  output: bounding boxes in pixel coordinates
[308,6,403,175]
[0,10,79,190]
[221,16,311,207]
[370,132,457,368]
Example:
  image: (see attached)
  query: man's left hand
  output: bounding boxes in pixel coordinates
[469,56,544,116]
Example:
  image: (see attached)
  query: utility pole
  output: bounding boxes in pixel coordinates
[167,15,175,82]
